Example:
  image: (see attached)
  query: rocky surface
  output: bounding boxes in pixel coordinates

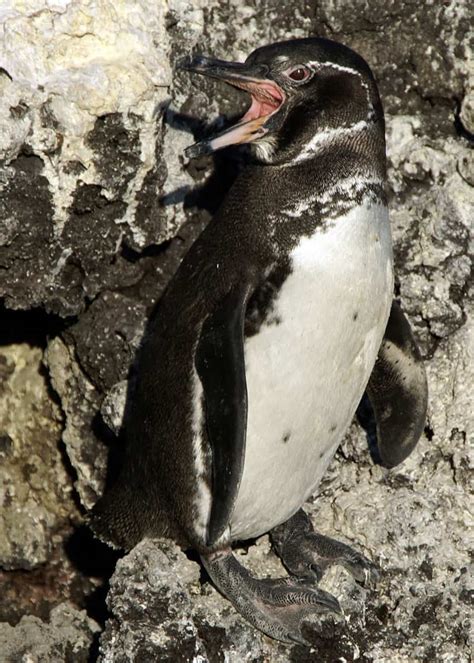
[0,0,472,661]
[0,602,100,663]
[0,343,68,571]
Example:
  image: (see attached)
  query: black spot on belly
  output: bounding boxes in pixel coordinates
[319,451,325,459]
[353,312,359,321]
[245,259,292,337]
[329,424,337,433]
[282,432,291,444]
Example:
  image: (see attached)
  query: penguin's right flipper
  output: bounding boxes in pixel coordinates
[202,549,341,645]
[366,300,428,468]
[196,284,251,547]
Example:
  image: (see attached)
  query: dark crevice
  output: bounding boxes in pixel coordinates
[88,631,101,663]
[424,425,434,441]
[64,525,120,623]
[0,300,74,348]
[356,393,381,465]
[65,526,121,663]
[120,239,173,264]
[58,438,118,659]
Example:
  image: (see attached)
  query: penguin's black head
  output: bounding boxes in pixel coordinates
[181,38,384,165]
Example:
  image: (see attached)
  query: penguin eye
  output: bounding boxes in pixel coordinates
[285,65,312,83]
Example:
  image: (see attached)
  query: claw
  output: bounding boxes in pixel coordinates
[315,588,342,613]
[342,553,380,587]
[309,562,323,582]
[269,581,341,612]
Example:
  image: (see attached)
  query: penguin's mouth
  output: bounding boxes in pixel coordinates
[180,55,285,158]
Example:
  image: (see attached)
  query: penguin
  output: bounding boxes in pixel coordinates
[90,37,428,644]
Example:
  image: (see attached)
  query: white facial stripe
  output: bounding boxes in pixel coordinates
[308,60,357,74]
[292,119,369,165]
[307,59,373,108]
[307,60,370,92]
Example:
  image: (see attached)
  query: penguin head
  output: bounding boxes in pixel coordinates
[182,38,384,165]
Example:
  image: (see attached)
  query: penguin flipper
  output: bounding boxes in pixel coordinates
[196,284,250,546]
[366,300,428,468]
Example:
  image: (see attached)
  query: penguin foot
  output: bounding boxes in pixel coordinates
[271,509,380,588]
[201,549,341,645]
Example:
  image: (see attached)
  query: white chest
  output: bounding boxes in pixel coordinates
[230,200,393,541]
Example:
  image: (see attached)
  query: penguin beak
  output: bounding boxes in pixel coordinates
[180,55,285,158]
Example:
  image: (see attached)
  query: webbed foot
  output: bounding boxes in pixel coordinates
[271,509,380,587]
[202,549,342,644]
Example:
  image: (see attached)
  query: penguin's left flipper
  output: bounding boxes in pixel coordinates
[196,283,251,547]
[366,300,428,468]
[271,509,380,588]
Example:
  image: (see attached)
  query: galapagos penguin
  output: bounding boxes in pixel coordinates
[90,37,428,644]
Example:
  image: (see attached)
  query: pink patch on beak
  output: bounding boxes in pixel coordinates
[203,79,284,154]
[185,77,285,158]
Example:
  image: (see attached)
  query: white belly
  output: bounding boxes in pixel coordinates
[230,200,393,540]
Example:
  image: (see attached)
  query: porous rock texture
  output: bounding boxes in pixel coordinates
[0,1,472,661]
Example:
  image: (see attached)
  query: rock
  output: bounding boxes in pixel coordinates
[45,337,107,510]
[100,381,129,437]
[64,293,147,393]
[0,602,100,663]
[386,118,472,352]
[99,540,207,663]
[0,344,75,570]
[0,0,184,316]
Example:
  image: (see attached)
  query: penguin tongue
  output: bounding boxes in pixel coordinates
[185,81,284,158]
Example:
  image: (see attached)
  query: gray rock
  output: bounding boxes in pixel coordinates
[101,381,129,437]
[0,602,100,663]
[99,539,208,663]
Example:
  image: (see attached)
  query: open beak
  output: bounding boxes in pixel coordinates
[180,55,285,158]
